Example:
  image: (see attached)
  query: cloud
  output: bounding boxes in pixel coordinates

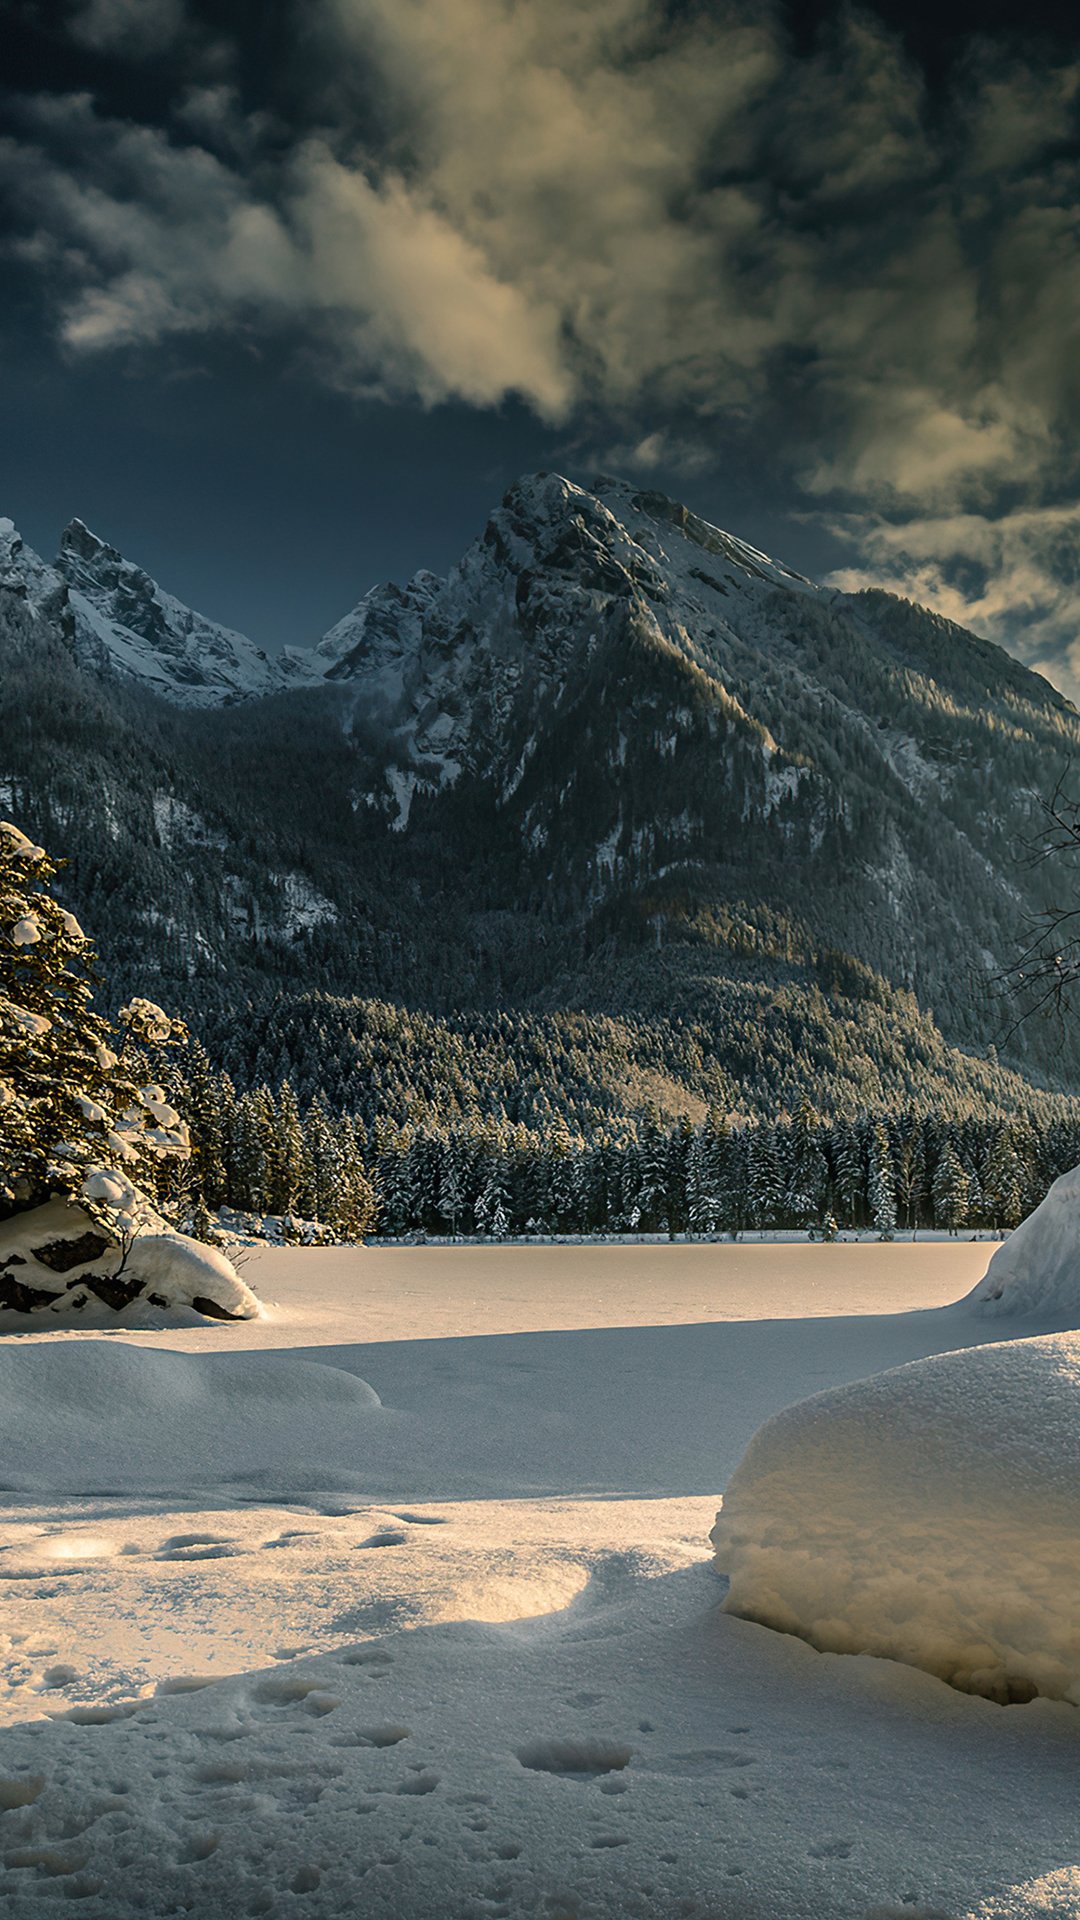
[826,504,1080,704]
[67,0,188,59]
[6,0,1080,664]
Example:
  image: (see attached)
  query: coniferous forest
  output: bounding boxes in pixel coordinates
[157,1041,1080,1244]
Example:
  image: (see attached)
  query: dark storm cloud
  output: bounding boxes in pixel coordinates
[2,1,1080,687]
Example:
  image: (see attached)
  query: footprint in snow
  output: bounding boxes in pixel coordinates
[516,1737,633,1777]
[156,1534,239,1562]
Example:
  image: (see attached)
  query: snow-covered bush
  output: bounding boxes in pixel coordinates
[711,1335,1080,1705]
[0,1197,259,1321]
[965,1164,1080,1320]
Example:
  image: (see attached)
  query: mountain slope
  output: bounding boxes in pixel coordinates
[2,473,1079,1121]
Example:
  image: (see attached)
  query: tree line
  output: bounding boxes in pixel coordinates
[162,1046,1078,1241]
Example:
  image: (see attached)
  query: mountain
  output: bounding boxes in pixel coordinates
[0,516,310,706]
[2,473,1079,1129]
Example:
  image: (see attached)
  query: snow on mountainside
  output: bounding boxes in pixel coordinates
[299,474,826,815]
[0,516,312,707]
[6,469,1080,1099]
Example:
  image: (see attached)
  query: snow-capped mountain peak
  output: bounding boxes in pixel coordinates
[0,519,71,629]
[53,518,309,708]
[300,471,829,824]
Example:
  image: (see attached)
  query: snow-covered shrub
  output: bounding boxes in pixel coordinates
[0,1197,259,1321]
[711,1335,1080,1705]
[965,1165,1080,1320]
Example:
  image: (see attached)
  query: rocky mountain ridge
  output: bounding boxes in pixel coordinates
[2,472,1078,1114]
[0,515,308,706]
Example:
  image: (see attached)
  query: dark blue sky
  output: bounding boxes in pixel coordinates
[2,0,1079,670]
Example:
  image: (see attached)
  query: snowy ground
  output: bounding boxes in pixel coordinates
[0,1241,1076,1918]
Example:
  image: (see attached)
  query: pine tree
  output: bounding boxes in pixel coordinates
[748,1127,783,1232]
[438,1139,466,1237]
[474,1159,511,1238]
[787,1094,828,1231]
[0,820,190,1219]
[982,1125,1024,1231]
[933,1138,969,1234]
[867,1123,897,1239]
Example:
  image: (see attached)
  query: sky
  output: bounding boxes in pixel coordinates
[2,0,1079,689]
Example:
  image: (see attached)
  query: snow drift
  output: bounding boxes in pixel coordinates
[0,1198,260,1324]
[711,1333,1080,1704]
[0,1340,382,1495]
[966,1165,1080,1320]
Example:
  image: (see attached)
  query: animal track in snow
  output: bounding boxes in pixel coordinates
[397,1768,440,1795]
[339,1646,395,1675]
[40,1664,80,1690]
[0,1775,45,1811]
[359,1724,411,1748]
[156,1534,239,1562]
[252,1673,339,1711]
[179,1830,220,1863]
[516,1736,633,1776]
[663,1748,755,1775]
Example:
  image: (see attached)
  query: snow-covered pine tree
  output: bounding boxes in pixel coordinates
[932,1138,969,1234]
[474,1159,511,1238]
[787,1094,829,1231]
[867,1122,897,1239]
[0,820,190,1221]
[982,1124,1024,1231]
[685,1127,720,1234]
[748,1126,783,1231]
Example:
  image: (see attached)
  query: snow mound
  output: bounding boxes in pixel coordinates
[0,1199,260,1324]
[0,1341,382,1495]
[711,1334,1080,1704]
[965,1165,1080,1321]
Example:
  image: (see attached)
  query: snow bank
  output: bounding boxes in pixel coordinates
[966,1165,1080,1320]
[711,1333,1080,1704]
[0,1340,382,1494]
[0,1198,260,1324]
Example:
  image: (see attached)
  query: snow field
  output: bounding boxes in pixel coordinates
[1,1517,1079,1919]
[1,1240,1079,1916]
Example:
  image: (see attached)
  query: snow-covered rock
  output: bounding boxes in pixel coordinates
[965,1165,1080,1321]
[0,1199,260,1323]
[711,1335,1080,1705]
